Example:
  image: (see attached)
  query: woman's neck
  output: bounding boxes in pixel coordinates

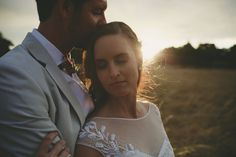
[93,95,147,119]
[110,96,137,117]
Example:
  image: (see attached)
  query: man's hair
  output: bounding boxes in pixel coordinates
[35,0,87,22]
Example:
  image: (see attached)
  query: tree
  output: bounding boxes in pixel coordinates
[154,42,236,68]
[0,32,13,57]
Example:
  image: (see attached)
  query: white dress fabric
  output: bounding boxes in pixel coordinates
[77,101,175,157]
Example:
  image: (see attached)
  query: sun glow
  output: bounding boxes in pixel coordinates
[137,31,167,62]
[140,37,169,62]
[141,43,161,62]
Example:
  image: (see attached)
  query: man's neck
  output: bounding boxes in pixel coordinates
[37,23,71,55]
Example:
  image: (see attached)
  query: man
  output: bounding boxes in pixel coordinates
[0,0,107,156]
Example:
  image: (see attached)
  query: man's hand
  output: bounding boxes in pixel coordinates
[36,132,71,157]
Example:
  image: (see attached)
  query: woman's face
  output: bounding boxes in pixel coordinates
[94,34,139,98]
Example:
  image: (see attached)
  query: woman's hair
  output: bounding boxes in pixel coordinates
[85,21,143,109]
[35,0,87,22]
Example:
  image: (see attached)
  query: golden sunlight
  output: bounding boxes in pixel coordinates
[142,45,159,61]
[140,36,189,62]
[141,40,162,62]
[138,31,166,62]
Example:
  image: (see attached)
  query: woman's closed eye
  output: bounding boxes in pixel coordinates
[115,55,128,65]
[96,60,107,70]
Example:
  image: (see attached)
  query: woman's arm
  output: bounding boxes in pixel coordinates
[75,144,103,157]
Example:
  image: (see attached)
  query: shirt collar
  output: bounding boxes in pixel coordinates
[31,29,65,66]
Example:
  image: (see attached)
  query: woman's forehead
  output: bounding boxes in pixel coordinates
[94,34,135,58]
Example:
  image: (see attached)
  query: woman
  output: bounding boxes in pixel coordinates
[37,22,174,157]
[75,22,175,157]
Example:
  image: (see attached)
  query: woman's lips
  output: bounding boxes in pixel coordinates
[110,81,127,87]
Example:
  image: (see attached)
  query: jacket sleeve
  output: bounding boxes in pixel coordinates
[0,59,58,157]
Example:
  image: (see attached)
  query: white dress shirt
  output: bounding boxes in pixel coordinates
[31,29,94,116]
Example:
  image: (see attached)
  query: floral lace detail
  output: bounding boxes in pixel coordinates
[79,121,136,157]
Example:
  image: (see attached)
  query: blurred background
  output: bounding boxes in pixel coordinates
[0,0,236,156]
[145,45,236,157]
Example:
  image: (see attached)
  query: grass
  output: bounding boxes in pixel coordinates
[146,66,236,157]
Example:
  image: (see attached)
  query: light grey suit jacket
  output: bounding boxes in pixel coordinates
[0,33,86,157]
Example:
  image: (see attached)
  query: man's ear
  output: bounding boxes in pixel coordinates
[58,0,75,19]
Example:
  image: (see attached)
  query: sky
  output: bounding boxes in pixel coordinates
[0,0,236,60]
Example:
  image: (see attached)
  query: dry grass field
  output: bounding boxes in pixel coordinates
[147,67,236,157]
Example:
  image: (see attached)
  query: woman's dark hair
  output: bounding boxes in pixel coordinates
[35,0,87,22]
[85,21,143,109]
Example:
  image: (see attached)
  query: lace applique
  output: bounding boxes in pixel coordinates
[79,120,175,157]
[79,121,136,157]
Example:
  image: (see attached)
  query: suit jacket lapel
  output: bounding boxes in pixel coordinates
[22,33,85,125]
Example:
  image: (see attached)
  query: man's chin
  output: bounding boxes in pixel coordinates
[75,39,90,50]
[74,43,87,51]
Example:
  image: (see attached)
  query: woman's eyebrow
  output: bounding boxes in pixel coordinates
[115,53,128,58]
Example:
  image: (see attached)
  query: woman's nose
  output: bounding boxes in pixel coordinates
[109,65,120,78]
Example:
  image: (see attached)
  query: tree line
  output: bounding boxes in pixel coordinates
[1,31,236,69]
[154,43,236,69]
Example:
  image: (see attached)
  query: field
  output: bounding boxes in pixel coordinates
[147,67,236,157]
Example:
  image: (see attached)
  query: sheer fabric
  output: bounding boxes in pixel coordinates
[77,101,175,157]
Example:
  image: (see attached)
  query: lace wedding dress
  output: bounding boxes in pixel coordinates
[77,101,175,157]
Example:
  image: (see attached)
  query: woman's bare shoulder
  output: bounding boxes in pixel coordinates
[75,144,103,157]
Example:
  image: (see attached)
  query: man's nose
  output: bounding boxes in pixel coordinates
[98,14,107,25]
